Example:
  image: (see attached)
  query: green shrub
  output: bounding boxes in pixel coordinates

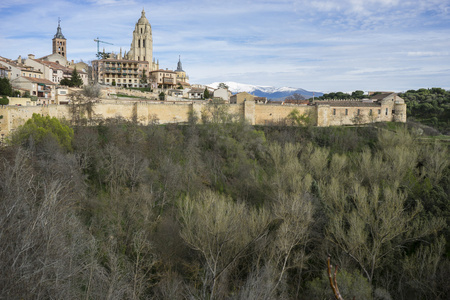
[0,96,9,106]
[10,113,73,151]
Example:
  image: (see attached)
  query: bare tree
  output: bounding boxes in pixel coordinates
[285,93,306,104]
[179,190,269,299]
[322,181,445,283]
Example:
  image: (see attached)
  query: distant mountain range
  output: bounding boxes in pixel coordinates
[207,82,323,100]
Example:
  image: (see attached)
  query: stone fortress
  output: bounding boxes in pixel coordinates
[0,9,406,137]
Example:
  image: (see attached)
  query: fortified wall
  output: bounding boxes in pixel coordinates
[0,96,406,137]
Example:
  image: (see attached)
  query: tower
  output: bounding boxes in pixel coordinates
[176,55,184,72]
[52,18,67,58]
[175,55,189,84]
[128,9,153,65]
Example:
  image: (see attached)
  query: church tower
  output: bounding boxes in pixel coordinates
[128,9,153,65]
[175,55,189,84]
[52,18,67,59]
[176,55,184,72]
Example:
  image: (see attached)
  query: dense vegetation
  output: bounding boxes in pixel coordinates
[317,90,365,100]
[1,109,449,299]
[398,88,450,134]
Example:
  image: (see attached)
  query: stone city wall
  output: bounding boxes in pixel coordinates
[0,100,406,137]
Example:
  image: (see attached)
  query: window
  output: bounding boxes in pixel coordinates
[357,109,360,115]
[369,109,373,116]
[138,39,140,48]
[386,108,388,115]
[378,109,381,114]
[333,109,336,115]
[345,109,348,115]
[143,39,145,47]
[392,110,396,114]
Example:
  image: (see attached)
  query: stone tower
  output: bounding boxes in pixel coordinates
[128,9,153,64]
[52,18,67,58]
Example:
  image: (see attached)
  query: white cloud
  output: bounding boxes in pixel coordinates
[407,51,450,57]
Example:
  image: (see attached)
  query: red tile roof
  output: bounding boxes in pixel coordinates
[24,77,56,85]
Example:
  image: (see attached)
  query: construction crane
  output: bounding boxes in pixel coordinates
[93,37,113,55]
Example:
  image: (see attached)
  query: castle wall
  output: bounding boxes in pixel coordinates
[254,104,313,125]
[323,105,397,126]
[0,100,407,138]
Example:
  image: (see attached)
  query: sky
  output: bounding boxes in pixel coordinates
[1,0,449,93]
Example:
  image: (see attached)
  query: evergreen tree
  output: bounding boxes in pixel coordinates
[59,78,72,86]
[204,88,210,99]
[0,77,13,96]
[70,68,83,87]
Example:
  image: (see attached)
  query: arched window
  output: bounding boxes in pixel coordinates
[138,39,140,48]
[143,39,145,47]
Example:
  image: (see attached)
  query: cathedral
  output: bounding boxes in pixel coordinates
[123,9,159,71]
[92,9,193,88]
[92,9,161,87]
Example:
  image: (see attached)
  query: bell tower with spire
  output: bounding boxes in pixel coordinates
[175,55,189,84]
[52,18,67,58]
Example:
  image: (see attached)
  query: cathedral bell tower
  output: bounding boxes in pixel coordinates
[128,9,153,65]
[52,18,67,58]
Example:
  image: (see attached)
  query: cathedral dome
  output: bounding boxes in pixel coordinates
[137,9,150,25]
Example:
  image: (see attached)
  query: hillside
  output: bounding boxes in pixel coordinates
[1,114,449,299]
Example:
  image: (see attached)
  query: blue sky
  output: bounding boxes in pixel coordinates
[1,0,449,92]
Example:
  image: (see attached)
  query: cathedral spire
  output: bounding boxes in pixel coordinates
[176,55,184,72]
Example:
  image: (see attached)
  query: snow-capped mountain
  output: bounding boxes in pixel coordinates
[207,82,323,100]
